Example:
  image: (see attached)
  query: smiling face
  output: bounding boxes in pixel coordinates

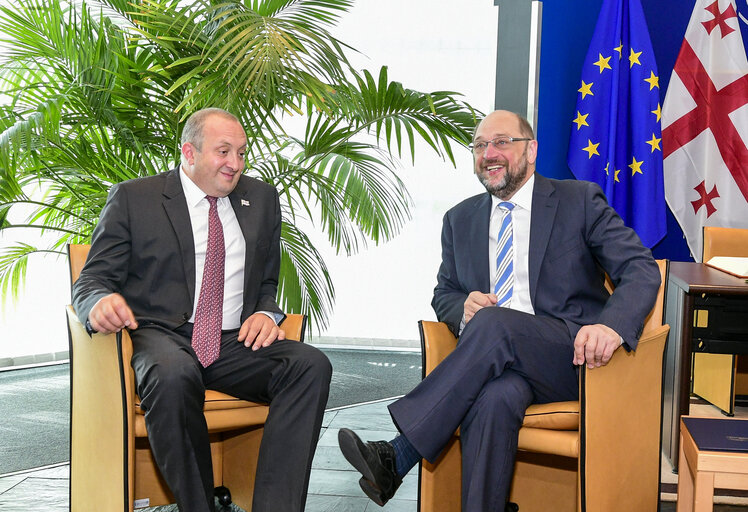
[473,110,538,200]
[181,113,247,198]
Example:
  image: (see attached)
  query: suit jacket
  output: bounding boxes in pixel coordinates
[73,168,283,329]
[432,174,660,350]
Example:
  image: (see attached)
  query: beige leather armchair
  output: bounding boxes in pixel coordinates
[67,244,306,512]
[418,260,670,512]
[692,227,748,413]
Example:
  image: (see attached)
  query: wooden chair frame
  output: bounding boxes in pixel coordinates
[67,244,306,511]
[418,260,671,512]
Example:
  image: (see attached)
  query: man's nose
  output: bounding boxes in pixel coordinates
[229,153,244,171]
[483,141,501,159]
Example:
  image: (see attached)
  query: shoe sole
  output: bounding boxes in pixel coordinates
[338,428,387,506]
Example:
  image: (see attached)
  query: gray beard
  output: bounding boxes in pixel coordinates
[479,163,528,199]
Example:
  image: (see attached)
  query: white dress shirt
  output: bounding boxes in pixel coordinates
[489,174,535,316]
[180,167,245,330]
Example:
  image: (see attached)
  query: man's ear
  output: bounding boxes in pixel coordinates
[526,139,538,165]
[181,142,196,166]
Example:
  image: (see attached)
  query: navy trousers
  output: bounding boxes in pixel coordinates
[130,323,332,512]
[388,307,579,512]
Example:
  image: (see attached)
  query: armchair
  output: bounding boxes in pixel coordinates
[67,244,306,511]
[418,260,670,512]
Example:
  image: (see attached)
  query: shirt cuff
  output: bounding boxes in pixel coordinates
[259,311,284,325]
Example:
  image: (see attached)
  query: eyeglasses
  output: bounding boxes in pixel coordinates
[469,136,533,154]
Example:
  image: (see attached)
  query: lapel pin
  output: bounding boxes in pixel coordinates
[241,199,250,207]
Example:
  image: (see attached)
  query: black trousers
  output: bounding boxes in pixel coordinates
[130,323,332,512]
[388,307,579,512]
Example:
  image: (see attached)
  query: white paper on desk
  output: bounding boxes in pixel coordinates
[705,256,748,279]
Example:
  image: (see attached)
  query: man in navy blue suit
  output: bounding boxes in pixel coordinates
[338,110,660,511]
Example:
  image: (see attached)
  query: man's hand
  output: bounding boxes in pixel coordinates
[464,291,498,324]
[89,293,138,334]
[573,324,622,369]
[238,313,286,351]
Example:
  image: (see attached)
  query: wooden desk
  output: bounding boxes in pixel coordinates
[663,262,748,471]
[677,417,748,512]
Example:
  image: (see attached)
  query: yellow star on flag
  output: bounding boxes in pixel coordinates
[629,48,642,68]
[614,169,621,183]
[573,111,589,130]
[629,156,643,176]
[583,139,600,159]
[651,103,662,122]
[614,42,623,59]
[578,80,594,99]
[646,133,662,153]
[644,70,659,90]
[593,53,612,73]
[605,162,610,175]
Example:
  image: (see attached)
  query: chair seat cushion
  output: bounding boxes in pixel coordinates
[134,390,267,414]
[518,427,580,458]
[133,390,270,438]
[521,401,579,430]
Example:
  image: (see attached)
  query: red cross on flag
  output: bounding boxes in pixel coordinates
[662,0,748,261]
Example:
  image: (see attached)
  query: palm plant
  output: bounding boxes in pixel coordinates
[0,0,477,330]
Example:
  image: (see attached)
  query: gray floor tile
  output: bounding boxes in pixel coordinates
[25,464,69,479]
[321,410,338,429]
[366,498,417,512]
[307,468,366,497]
[0,476,69,512]
[0,475,25,495]
[327,409,398,432]
[311,445,352,471]
[318,428,398,448]
[305,494,369,512]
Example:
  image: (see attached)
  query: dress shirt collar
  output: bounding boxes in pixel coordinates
[490,173,535,212]
[179,165,230,207]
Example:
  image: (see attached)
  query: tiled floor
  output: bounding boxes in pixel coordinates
[3,397,748,511]
[0,398,417,512]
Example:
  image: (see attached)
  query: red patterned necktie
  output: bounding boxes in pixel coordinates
[192,196,225,367]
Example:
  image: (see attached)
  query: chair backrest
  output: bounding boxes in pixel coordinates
[702,226,748,261]
[67,243,306,341]
[68,244,91,286]
[67,243,91,321]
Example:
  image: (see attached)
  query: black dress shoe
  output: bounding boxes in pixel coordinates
[505,502,519,512]
[213,486,231,508]
[338,428,402,506]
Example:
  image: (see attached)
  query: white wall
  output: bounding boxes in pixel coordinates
[0,0,498,358]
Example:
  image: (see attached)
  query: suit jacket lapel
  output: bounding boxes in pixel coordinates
[228,178,255,299]
[470,193,493,293]
[162,168,197,302]
[528,174,558,304]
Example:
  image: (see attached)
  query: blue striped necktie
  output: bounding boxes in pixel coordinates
[493,201,515,307]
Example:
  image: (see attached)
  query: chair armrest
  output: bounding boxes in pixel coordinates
[279,314,307,343]
[67,304,135,509]
[419,320,458,377]
[579,323,670,511]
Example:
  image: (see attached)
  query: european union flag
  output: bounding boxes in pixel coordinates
[738,0,748,58]
[567,0,666,248]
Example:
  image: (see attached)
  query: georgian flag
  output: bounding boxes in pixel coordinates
[662,0,748,261]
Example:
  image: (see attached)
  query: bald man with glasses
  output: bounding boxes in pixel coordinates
[338,110,660,511]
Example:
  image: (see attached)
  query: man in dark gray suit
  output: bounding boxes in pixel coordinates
[338,110,660,511]
[73,108,332,512]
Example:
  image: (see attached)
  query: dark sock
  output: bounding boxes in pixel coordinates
[391,434,421,478]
